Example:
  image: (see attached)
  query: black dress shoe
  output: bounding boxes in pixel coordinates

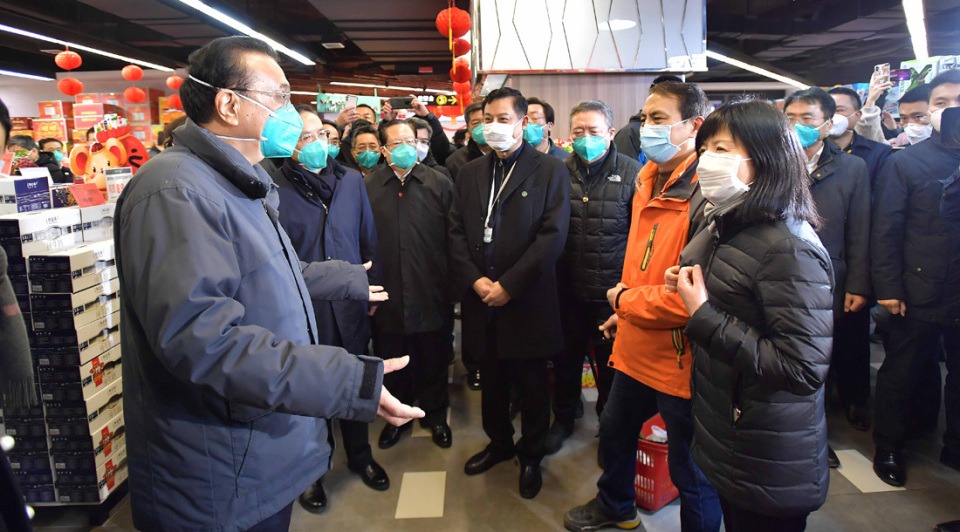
[467,370,482,391]
[935,519,960,532]
[846,404,871,431]
[298,478,328,514]
[574,399,585,420]
[873,449,906,487]
[429,423,452,448]
[349,460,390,491]
[828,446,840,469]
[519,462,542,499]
[544,421,574,455]
[464,447,515,475]
[378,422,411,449]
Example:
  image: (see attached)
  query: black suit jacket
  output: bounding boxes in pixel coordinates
[448,142,571,360]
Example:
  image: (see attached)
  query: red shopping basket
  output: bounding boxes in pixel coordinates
[634,414,679,511]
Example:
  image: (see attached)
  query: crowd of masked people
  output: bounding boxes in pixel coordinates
[2,36,960,532]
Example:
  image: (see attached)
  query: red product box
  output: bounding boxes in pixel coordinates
[37,101,73,119]
[11,118,32,130]
[75,94,101,104]
[32,119,74,144]
[128,125,154,145]
[100,93,123,108]
[73,104,105,130]
[125,105,152,124]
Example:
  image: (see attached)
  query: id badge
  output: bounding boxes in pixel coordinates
[483,227,493,243]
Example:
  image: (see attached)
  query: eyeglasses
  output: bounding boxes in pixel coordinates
[230,87,291,107]
[385,139,418,150]
[299,129,329,144]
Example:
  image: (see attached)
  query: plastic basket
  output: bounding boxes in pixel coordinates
[634,414,679,511]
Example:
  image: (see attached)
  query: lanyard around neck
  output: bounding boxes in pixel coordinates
[485,160,518,229]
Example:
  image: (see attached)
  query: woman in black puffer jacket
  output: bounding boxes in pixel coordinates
[667,99,833,532]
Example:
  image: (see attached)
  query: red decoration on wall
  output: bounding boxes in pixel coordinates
[165,75,184,90]
[167,94,183,110]
[57,77,84,97]
[452,38,471,57]
[121,65,144,81]
[55,49,82,71]
[450,58,471,83]
[124,87,147,103]
[435,7,471,40]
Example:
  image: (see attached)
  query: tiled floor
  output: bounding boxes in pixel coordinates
[31,342,960,531]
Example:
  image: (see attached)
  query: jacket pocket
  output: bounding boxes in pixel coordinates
[640,223,659,271]
[671,328,685,369]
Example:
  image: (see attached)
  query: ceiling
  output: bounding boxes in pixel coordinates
[0,0,959,95]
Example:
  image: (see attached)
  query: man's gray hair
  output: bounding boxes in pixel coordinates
[570,100,614,129]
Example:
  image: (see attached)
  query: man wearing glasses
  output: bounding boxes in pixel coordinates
[114,36,422,531]
[365,119,455,451]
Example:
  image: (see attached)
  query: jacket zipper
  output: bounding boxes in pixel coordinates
[261,199,316,344]
[640,223,658,271]
[671,327,685,369]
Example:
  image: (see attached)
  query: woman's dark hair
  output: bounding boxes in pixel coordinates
[0,98,10,149]
[696,97,820,228]
[161,115,188,148]
[453,128,468,147]
[181,36,278,124]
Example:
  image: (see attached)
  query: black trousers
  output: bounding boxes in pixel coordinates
[245,502,294,532]
[830,307,871,407]
[719,497,808,532]
[480,352,550,462]
[555,299,614,425]
[374,329,450,426]
[874,314,960,454]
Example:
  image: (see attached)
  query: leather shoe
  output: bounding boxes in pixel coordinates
[519,462,542,499]
[873,449,906,487]
[430,423,452,448]
[935,519,960,532]
[378,422,411,449]
[544,421,574,455]
[348,460,390,491]
[828,446,840,469]
[467,370,481,391]
[297,478,328,514]
[464,447,515,475]
[846,404,871,431]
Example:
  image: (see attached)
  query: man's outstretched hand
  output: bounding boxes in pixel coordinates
[377,357,425,426]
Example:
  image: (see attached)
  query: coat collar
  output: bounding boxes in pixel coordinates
[172,118,273,199]
[810,139,843,183]
[565,142,619,181]
[476,141,539,206]
[372,162,428,187]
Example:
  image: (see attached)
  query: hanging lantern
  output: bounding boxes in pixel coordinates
[165,75,184,90]
[450,57,471,83]
[122,65,144,81]
[435,7,471,40]
[124,87,147,104]
[167,94,183,110]
[452,81,471,94]
[57,77,84,97]
[452,38,471,57]
[55,49,82,71]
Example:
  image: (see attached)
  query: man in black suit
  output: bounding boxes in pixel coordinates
[448,87,571,499]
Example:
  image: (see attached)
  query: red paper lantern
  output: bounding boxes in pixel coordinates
[55,50,82,71]
[57,77,84,96]
[456,92,471,106]
[124,87,147,104]
[452,38,471,57]
[122,65,144,81]
[452,81,471,94]
[450,58,471,83]
[165,75,184,90]
[435,7,471,39]
[167,94,183,110]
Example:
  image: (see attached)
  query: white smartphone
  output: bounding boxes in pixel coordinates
[345,95,358,108]
[874,63,891,85]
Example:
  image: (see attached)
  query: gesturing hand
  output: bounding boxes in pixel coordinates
[676,265,708,314]
[369,285,388,303]
[410,94,429,117]
[599,313,618,340]
[336,105,358,127]
[378,356,425,426]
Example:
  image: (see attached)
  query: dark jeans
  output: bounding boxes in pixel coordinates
[555,299,615,424]
[480,355,551,462]
[374,329,450,426]
[245,502,294,532]
[831,307,871,407]
[874,315,960,454]
[597,371,721,532]
[719,497,807,532]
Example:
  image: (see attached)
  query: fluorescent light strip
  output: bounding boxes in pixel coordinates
[0,23,174,72]
[289,91,316,96]
[902,0,929,61]
[329,81,455,95]
[0,69,54,81]
[705,50,809,89]
[178,0,315,66]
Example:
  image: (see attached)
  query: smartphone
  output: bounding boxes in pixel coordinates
[387,96,414,110]
[874,63,891,85]
[890,68,911,82]
[345,95,358,108]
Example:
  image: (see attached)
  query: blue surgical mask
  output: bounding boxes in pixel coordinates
[572,135,608,163]
[327,144,341,159]
[640,119,689,164]
[794,122,826,148]
[523,123,545,146]
[296,140,328,172]
[51,150,64,164]
[471,123,487,146]
[388,143,418,170]
[356,150,381,170]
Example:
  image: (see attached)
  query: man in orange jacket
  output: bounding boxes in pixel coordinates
[564,82,721,532]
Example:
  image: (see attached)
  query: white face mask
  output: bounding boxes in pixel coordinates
[483,120,521,151]
[417,143,430,162]
[904,122,933,145]
[931,108,946,132]
[828,114,849,137]
[697,151,752,205]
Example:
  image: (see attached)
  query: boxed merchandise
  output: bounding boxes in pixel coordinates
[50,409,124,459]
[100,92,123,108]
[37,100,74,120]
[0,207,82,258]
[31,325,119,368]
[46,378,123,437]
[38,343,121,403]
[57,460,127,503]
[10,117,32,131]
[55,441,126,481]
[0,175,52,214]
[73,103,105,130]
[20,483,57,504]
[129,124,153,145]
[75,93,101,104]
[32,118,74,144]
[125,105,152,124]
[28,240,116,292]
[30,309,120,350]
[79,203,115,242]
[50,185,79,209]
[29,276,119,323]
